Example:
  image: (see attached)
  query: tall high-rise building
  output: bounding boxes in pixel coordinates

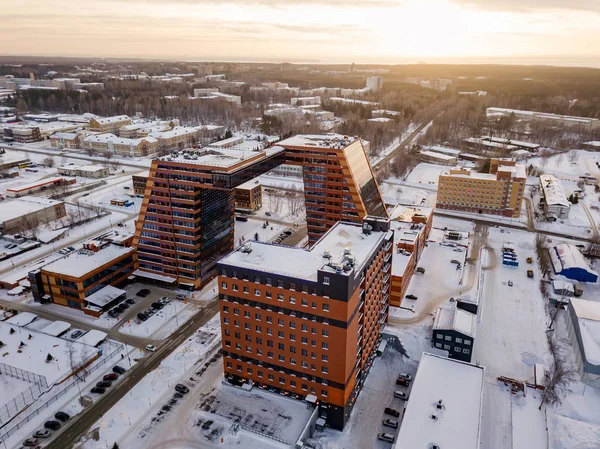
[366,76,383,92]
[132,135,387,290]
[217,216,393,429]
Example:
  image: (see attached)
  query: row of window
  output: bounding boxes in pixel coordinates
[435,343,471,354]
[436,334,472,345]
[223,319,330,346]
[221,289,331,310]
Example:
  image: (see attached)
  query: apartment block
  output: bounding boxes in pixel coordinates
[83,134,158,157]
[133,134,387,290]
[217,217,392,429]
[29,242,135,316]
[132,172,149,195]
[389,205,433,307]
[234,180,262,211]
[436,160,526,218]
[50,132,80,149]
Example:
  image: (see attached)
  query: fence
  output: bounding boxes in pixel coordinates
[0,363,49,426]
[0,341,123,444]
[0,363,48,388]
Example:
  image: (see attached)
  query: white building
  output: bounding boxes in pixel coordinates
[566,298,600,379]
[291,96,321,106]
[394,353,484,449]
[486,107,600,131]
[539,175,570,220]
[366,76,383,92]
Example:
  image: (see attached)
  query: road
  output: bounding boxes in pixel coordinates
[44,298,221,449]
[580,201,600,240]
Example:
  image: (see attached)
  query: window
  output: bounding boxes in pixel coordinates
[255,289,261,296]
[277,293,284,302]
[290,334,296,342]
[302,286,308,293]
[266,291,272,299]
[435,343,442,348]
[268,374,274,381]
[464,340,471,346]
[321,389,328,397]
[243,286,249,294]
[223,317,229,324]
[290,321,296,329]
[257,348,263,356]
[322,342,328,350]
[244,311,250,318]
[256,325,262,333]
[311,328,316,334]
[279,376,285,384]
[302,349,308,356]
[302,337,308,344]
[246,345,251,352]
[322,330,329,337]
[226,361,232,368]
[221,282,227,289]
[443,344,450,350]
[312,302,317,309]
[258,370,264,378]
[463,349,470,354]
[301,324,308,332]
[255,276,260,283]
[278,333,284,341]
[290,297,296,304]
[311,352,316,359]
[267,340,274,347]
[237,365,242,372]
[233,308,239,315]
[225,340,231,347]
[278,318,285,326]
[290,346,296,353]
[268,351,273,359]
[322,304,330,312]
[245,323,250,330]
[223,306,229,313]
[266,278,272,286]
[455,337,463,344]
[436,333,444,339]
[266,316,272,324]
[232,271,238,279]
[232,284,238,292]
[234,320,240,327]
[445,335,452,341]
[224,329,230,336]
[323,276,330,285]
[290,283,296,291]
[454,346,461,352]
[267,328,273,336]
[277,280,284,288]
[301,299,308,307]
[256,337,262,344]
[322,355,328,362]
[235,343,241,350]
[322,366,328,374]
[302,384,308,391]
[279,355,285,362]
[311,364,316,371]
[255,313,261,321]
[302,361,308,368]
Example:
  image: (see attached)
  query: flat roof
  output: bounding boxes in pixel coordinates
[219,222,386,281]
[540,175,570,207]
[40,320,71,337]
[42,244,134,278]
[236,179,262,190]
[158,147,269,169]
[434,303,476,337]
[0,196,64,224]
[390,204,432,222]
[85,285,126,308]
[278,133,359,149]
[7,177,71,193]
[394,353,484,449]
[78,329,107,347]
[421,150,457,161]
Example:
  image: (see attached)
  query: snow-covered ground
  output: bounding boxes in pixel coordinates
[118,300,197,340]
[234,218,288,247]
[527,150,600,183]
[403,162,446,187]
[258,174,304,191]
[378,181,435,207]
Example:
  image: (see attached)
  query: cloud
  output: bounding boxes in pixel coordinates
[450,0,600,12]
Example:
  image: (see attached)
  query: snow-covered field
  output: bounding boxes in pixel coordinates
[234,218,288,247]
[527,150,600,183]
[404,162,446,187]
[378,181,435,207]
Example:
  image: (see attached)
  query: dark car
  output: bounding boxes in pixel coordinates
[405,294,418,300]
[137,312,148,321]
[396,377,410,387]
[54,411,70,422]
[126,299,135,305]
[151,302,163,310]
[44,421,61,430]
[96,381,112,388]
[136,289,149,297]
[382,418,399,429]
[91,387,106,394]
[108,310,119,318]
[113,365,126,374]
[70,330,83,339]
[104,373,118,381]
[120,303,129,310]
[173,392,183,399]
[174,384,189,394]
[384,407,400,417]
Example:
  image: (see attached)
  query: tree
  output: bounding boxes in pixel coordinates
[539,334,577,410]
[224,129,233,139]
[43,156,56,168]
[112,444,120,449]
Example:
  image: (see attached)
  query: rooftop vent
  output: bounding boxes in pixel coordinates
[432,445,440,449]
[322,250,331,259]
[240,244,252,254]
[430,414,438,421]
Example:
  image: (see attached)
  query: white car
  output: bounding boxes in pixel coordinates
[159,297,171,305]
[145,344,157,352]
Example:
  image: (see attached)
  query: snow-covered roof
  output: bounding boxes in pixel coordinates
[552,280,574,294]
[84,133,157,146]
[583,141,600,147]
[133,269,177,283]
[7,177,72,193]
[85,285,126,308]
[540,175,570,207]
[159,147,266,169]
[91,115,130,125]
[367,117,393,123]
[6,311,37,326]
[427,145,461,156]
[550,244,597,280]
[0,196,64,224]
[40,320,71,337]
[236,179,262,191]
[434,303,476,337]
[219,222,386,281]
[42,244,134,278]
[394,353,484,449]
[278,134,359,149]
[420,150,457,161]
[78,329,107,347]
[50,132,79,139]
[570,298,600,367]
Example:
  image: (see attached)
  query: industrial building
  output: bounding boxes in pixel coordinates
[566,298,600,380]
[486,107,600,131]
[217,217,392,429]
[58,165,110,178]
[436,159,526,218]
[132,134,387,290]
[539,175,570,220]
[550,244,598,283]
[0,196,66,234]
[389,204,433,307]
[432,302,477,362]
[394,353,484,449]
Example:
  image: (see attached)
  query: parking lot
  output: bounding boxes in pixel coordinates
[307,342,417,449]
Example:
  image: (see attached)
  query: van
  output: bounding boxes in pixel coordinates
[235,215,249,222]
[377,433,395,443]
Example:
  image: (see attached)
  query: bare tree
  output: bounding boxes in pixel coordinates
[539,334,577,410]
[43,156,56,168]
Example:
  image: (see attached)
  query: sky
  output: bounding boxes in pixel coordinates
[2,0,600,66]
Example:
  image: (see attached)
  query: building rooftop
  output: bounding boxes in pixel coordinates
[91,115,130,125]
[0,196,64,223]
[42,244,134,278]
[219,222,386,281]
[570,298,600,367]
[421,150,457,161]
[278,133,359,149]
[434,302,477,337]
[540,174,570,207]
[158,146,283,169]
[394,353,484,449]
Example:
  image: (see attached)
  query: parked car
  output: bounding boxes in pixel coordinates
[396,377,410,387]
[159,296,171,305]
[151,302,163,310]
[108,309,119,318]
[96,381,112,388]
[103,373,118,381]
[453,248,464,252]
[137,312,148,321]
[146,344,157,352]
[120,303,129,310]
[146,308,155,316]
[377,433,396,443]
[22,438,39,447]
[67,246,76,251]
[450,259,461,265]
[126,298,135,305]
[173,392,184,399]
[393,390,408,400]
[113,366,126,374]
[123,186,130,190]
[382,418,399,429]
[176,294,188,300]
[54,411,70,422]
[397,373,413,381]
[70,330,83,339]
[174,384,189,394]
[136,289,150,297]
[527,270,534,278]
[508,280,514,287]
[33,430,51,439]
[90,387,106,394]
[405,294,418,300]
[44,421,61,430]
[384,407,400,417]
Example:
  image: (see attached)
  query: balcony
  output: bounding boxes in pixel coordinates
[384,253,392,263]
[383,263,391,274]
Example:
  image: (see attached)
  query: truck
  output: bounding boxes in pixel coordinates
[527,270,534,278]
[527,257,533,264]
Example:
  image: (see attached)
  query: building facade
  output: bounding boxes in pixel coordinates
[217,218,392,429]
[132,135,387,290]
[234,180,262,211]
[432,303,476,363]
[132,172,149,196]
[57,165,109,178]
[88,115,132,133]
[436,160,526,218]
[0,196,66,234]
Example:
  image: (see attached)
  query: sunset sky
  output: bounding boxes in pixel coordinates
[2,0,600,65]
